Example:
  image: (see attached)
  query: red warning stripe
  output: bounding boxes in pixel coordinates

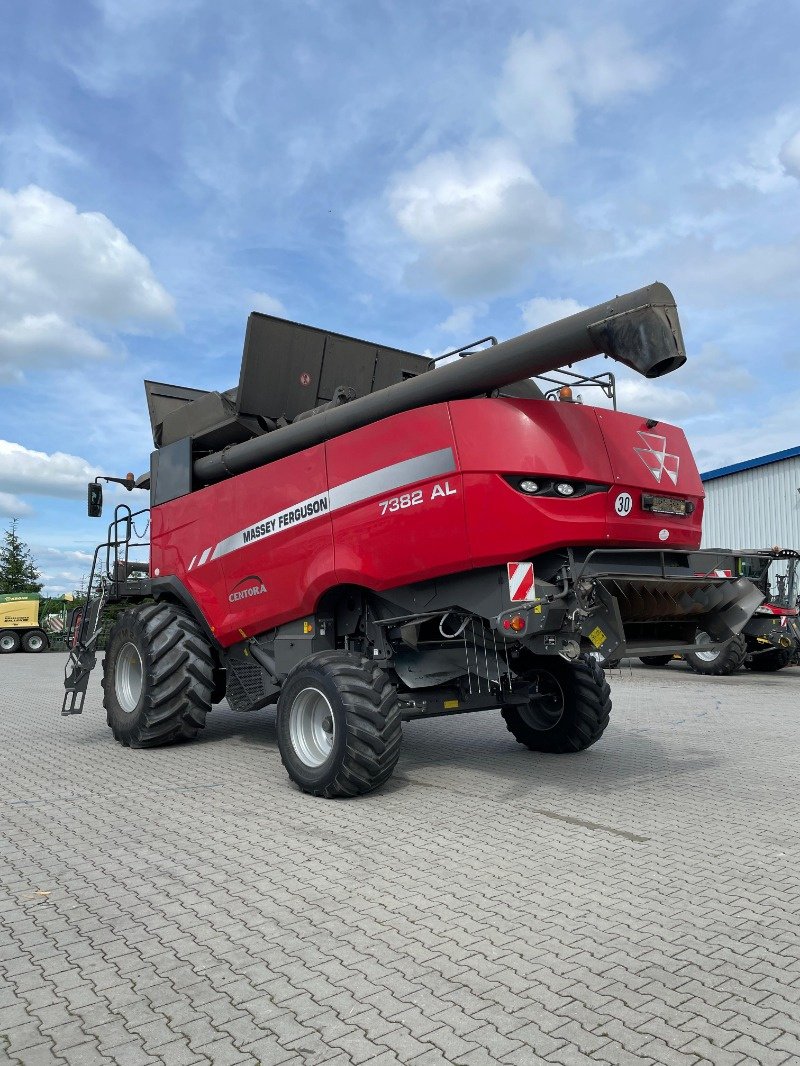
[507,562,535,602]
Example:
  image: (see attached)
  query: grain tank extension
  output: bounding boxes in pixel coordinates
[63,283,762,797]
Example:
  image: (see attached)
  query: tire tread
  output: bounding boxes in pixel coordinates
[278,652,402,798]
[102,602,214,748]
[502,655,611,754]
[686,634,747,676]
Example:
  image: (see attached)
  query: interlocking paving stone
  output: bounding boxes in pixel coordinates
[1,654,800,1065]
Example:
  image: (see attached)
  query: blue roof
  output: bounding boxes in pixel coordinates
[701,445,800,482]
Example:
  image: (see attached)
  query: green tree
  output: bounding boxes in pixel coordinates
[0,519,43,594]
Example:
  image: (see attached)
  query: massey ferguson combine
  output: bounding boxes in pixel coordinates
[63,282,762,797]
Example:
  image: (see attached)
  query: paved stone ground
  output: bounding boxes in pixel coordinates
[1,654,799,1066]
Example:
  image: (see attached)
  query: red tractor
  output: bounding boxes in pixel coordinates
[63,283,761,797]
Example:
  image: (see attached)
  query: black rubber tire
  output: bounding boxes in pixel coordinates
[0,630,20,654]
[502,655,611,754]
[102,602,214,747]
[22,629,48,653]
[276,651,402,798]
[685,634,746,676]
[744,647,792,672]
[639,655,673,667]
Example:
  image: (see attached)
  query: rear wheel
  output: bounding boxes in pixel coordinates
[0,630,20,654]
[102,602,214,747]
[744,647,792,672]
[276,651,402,797]
[22,629,48,653]
[685,633,746,676]
[639,655,673,667]
[503,655,611,753]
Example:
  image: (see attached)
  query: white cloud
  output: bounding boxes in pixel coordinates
[358,25,660,301]
[37,547,94,565]
[713,112,800,194]
[0,440,100,500]
[0,491,33,517]
[679,342,756,395]
[494,29,662,148]
[388,142,563,297]
[0,314,111,382]
[0,125,86,179]
[674,239,800,305]
[437,305,485,337]
[248,291,287,317]
[0,185,176,380]
[615,378,703,418]
[520,296,585,331]
[31,547,99,597]
[0,186,175,325]
[686,389,800,471]
[779,130,800,180]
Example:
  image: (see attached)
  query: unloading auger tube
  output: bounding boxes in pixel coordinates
[194,281,686,484]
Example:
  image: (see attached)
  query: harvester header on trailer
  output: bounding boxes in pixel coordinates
[64,281,762,800]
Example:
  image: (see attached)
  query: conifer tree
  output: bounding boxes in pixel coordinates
[0,519,43,594]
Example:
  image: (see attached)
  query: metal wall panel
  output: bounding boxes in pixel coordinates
[701,455,800,552]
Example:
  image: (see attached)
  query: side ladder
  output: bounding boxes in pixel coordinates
[62,505,150,715]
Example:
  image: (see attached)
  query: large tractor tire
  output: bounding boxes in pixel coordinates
[685,633,746,676]
[0,630,20,654]
[276,651,402,798]
[503,655,611,754]
[102,602,215,747]
[639,655,673,667]
[744,647,792,672]
[22,629,48,653]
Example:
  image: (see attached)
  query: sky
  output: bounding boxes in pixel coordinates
[0,0,799,594]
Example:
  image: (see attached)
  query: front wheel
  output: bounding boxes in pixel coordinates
[685,633,746,676]
[502,655,611,753]
[744,647,792,672]
[0,630,20,654]
[276,651,402,798]
[102,602,215,747]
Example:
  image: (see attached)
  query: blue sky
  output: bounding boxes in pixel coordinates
[1,0,799,593]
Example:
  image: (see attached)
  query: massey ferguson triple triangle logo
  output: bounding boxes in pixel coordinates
[635,431,680,485]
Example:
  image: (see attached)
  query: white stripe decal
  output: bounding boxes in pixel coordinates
[209,492,330,563]
[328,448,455,510]
[194,447,456,570]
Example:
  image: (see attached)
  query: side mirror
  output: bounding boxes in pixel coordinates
[88,482,103,518]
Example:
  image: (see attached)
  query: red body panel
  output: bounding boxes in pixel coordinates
[326,405,470,589]
[150,397,706,646]
[595,409,704,546]
[151,446,335,643]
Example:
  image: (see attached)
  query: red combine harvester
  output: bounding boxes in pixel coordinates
[63,283,761,797]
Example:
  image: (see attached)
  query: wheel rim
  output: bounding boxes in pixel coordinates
[27,634,44,651]
[693,632,720,663]
[0,634,17,651]
[116,642,144,713]
[520,672,565,731]
[289,687,336,767]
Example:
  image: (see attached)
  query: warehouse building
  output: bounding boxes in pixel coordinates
[701,445,800,552]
